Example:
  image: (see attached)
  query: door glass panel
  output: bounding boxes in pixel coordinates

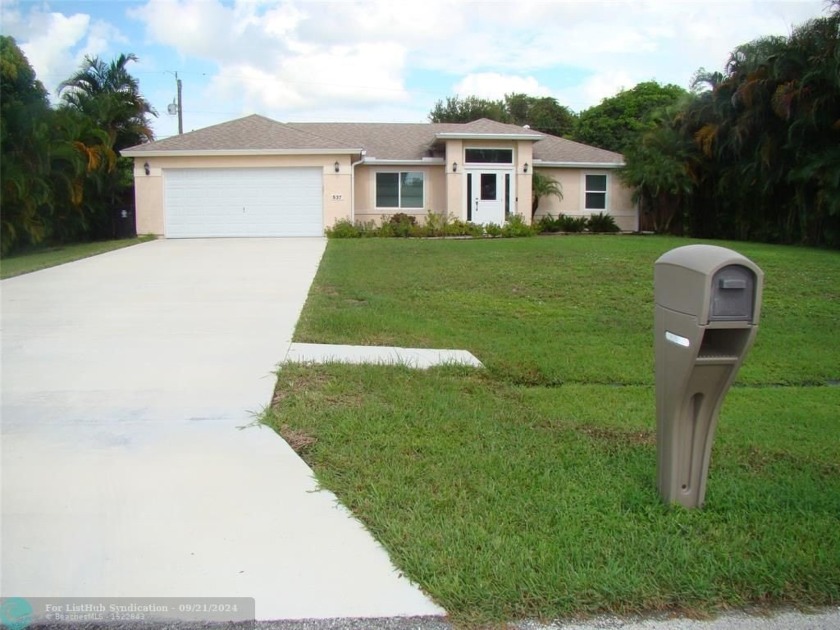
[466,173,473,221]
[505,173,510,217]
[480,173,497,200]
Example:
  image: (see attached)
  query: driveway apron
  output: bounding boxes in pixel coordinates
[1,239,444,619]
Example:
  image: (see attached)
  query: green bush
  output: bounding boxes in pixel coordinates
[376,221,396,238]
[444,219,484,237]
[326,219,363,238]
[326,219,379,238]
[328,213,541,239]
[387,213,417,237]
[502,214,535,237]
[536,214,562,233]
[588,212,620,233]
[423,210,456,237]
[388,212,417,226]
[558,214,589,233]
[484,222,503,237]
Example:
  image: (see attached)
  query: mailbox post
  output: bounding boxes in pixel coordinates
[654,245,763,508]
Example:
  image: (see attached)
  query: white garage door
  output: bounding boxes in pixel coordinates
[164,167,323,238]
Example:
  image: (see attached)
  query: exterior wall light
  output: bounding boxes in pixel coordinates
[144,162,150,175]
[334,161,340,173]
[523,163,529,173]
[452,161,458,173]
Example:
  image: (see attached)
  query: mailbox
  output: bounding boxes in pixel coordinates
[654,245,763,508]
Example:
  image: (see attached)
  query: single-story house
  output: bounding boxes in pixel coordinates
[122,114,637,238]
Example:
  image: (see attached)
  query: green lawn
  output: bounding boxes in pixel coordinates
[266,235,840,626]
[0,236,156,279]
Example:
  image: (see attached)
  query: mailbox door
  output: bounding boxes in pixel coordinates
[710,265,756,321]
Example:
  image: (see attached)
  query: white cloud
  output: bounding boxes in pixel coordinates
[5,0,820,133]
[130,0,413,117]
[566,70,638,111]
[128,0,273,62]
[207,43,408,115]
[0,0,126,100]
[452,73,553,100]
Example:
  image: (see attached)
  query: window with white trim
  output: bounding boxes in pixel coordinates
[585,174,608,210]
[375,172,424,208]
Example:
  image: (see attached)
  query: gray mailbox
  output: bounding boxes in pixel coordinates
[654,245,763,508]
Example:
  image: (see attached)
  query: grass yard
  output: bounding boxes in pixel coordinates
[0,235,156,279]
[265,235,840,626]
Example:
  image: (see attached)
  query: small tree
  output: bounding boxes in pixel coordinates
[531,171,563,219]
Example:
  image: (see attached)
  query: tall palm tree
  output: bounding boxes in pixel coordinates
[58,53,156,151]
[57,53,156,240]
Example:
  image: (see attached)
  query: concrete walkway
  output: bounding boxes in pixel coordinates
[286,343,483,369]
[0,239,444,620]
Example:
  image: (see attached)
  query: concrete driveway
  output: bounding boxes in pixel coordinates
[1,238,444,620]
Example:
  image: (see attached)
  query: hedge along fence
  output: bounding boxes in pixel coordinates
[325,211,620,239]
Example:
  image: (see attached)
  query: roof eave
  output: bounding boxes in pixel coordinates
[120,148,365,158]
[534,160,625,169]
[361,158,446,166]
[434,132,543,141]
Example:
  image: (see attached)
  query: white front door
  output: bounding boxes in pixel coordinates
[467,171,508,226]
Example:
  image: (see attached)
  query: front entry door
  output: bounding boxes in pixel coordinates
[467,171,508,225]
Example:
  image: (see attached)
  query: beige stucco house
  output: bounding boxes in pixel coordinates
[122,114,637,238]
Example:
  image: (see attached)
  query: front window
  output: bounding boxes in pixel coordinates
[585,174,607,210]
[376,172,424,208]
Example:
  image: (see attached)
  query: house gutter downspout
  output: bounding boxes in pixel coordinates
[350,150,367,223]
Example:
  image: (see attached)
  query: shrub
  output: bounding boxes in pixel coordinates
[484,222,503,237]
[558,214,589,233]
[359,221,380,237]
[325,219,363,238]
[502,214,535,237]
[536,214,562,233]
[376,221,396,238]
[388,212,417,226]
[466,221,485,238]
[423,210,452,237]
[588,212,620,233]
[387,213,417,237]
[445,219,483,237]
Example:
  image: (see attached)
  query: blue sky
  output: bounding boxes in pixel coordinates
[1,0,830,140]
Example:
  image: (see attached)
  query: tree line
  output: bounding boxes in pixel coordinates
[429,83,689,153]
[623,5,839,247]
[430,5,839,248]
[0,36,155,256]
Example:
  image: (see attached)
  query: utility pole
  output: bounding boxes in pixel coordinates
[176,72,183,135]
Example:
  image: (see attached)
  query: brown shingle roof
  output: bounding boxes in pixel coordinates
[122,114,359,153]
[286,122,440,160]
[435,118,545,137]
[123,114,624,165]
[533,135,624,165]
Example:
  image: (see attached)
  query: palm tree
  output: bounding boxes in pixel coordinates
[57,53,157,239]
[531,171,563,218]
[58,53,156,151]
